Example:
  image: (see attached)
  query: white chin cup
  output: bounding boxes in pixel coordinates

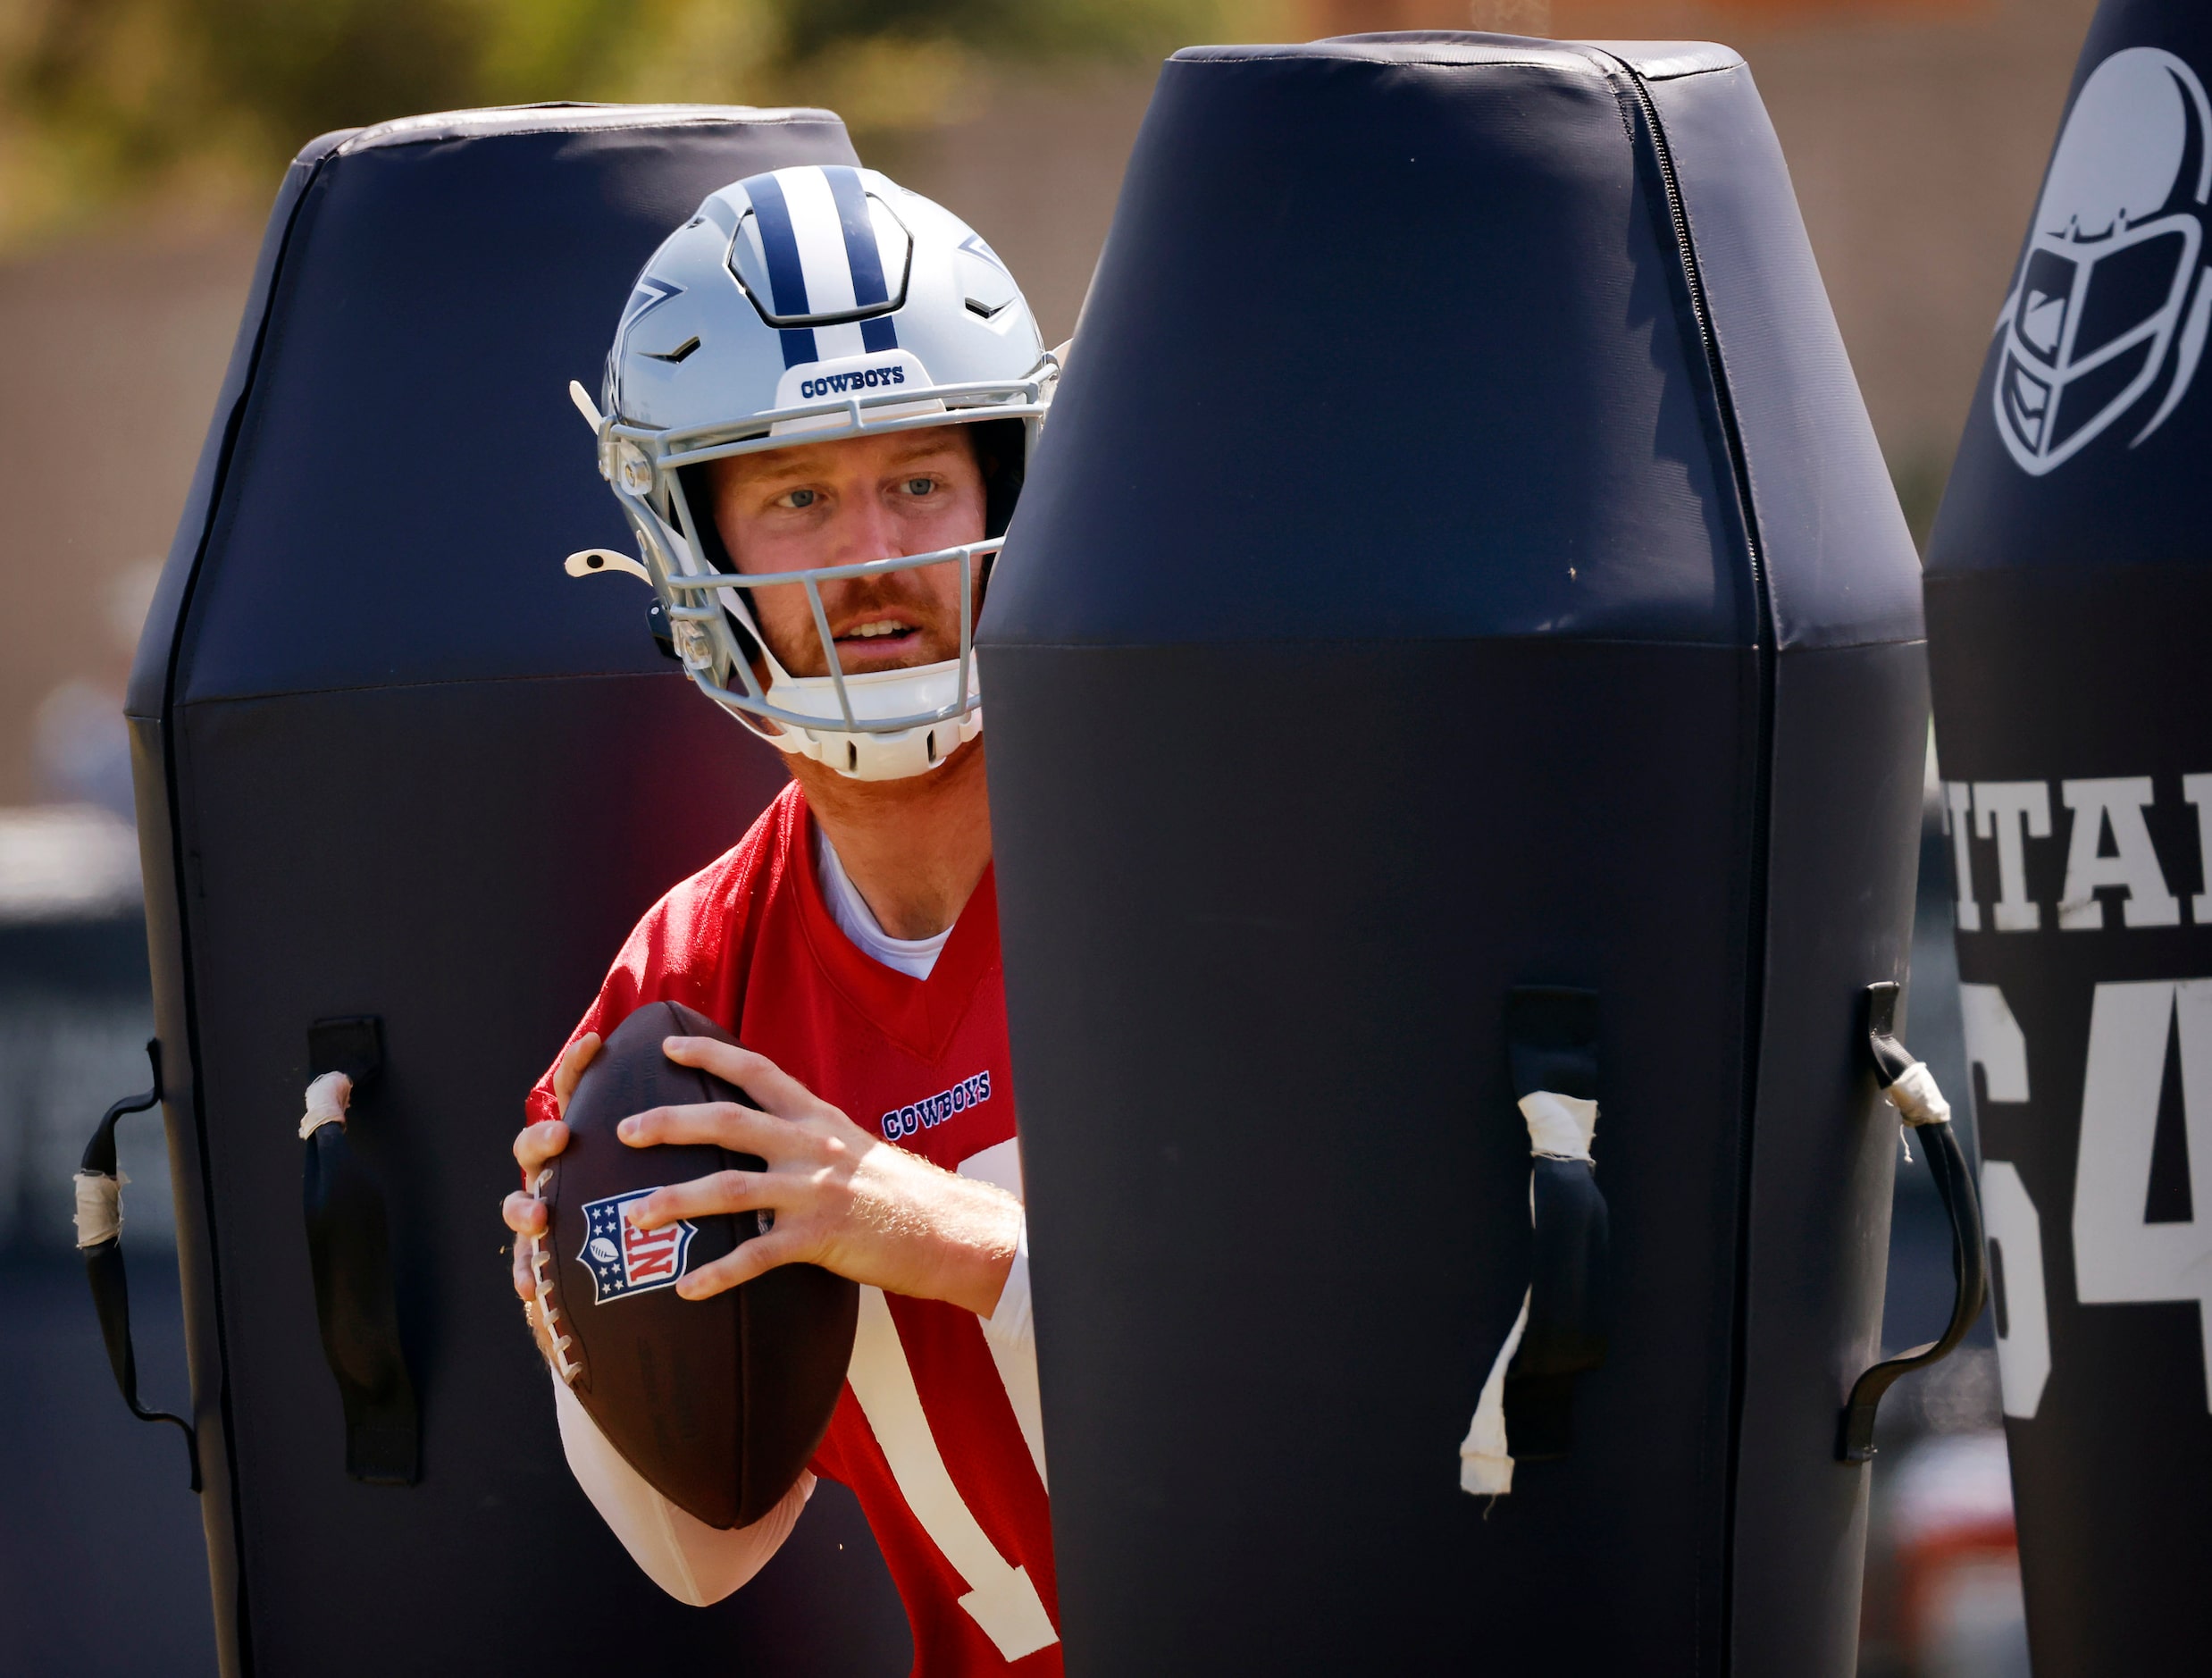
[758,658,982,781]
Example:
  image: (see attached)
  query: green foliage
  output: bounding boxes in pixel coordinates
[776,0,1221,62]
[0,0,1257,243]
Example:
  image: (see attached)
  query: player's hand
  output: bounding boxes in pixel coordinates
[620,1036,1021,1318]
[504,1034,599,1342]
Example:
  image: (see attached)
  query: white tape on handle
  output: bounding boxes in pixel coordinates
[298,1070,352,1140]
[73,1170,123,1248]
[1458,1088,1600,1498]
[1520,1090,1598,1162]
[1883,1060,1952,1128]
[1460,1291,1529,1495]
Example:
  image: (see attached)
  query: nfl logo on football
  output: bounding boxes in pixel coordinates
[578,1188,697,1304]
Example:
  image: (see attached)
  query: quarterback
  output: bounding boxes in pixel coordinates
[500,164,1064,1671]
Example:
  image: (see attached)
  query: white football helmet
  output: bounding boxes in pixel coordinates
[566,164,1056,778]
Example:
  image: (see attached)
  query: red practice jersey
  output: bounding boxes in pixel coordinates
[528,783,1060,1674]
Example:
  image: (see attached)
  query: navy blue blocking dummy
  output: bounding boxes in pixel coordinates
[981,36,1936,1675]
[1924,4,2212,1672]
[115,108,910,1675]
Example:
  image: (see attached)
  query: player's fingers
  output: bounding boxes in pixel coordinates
[513,1234,555,1309]
[625,1170,770,1232]
[503,1190,548,1237]
[515,1117,569,1171]
[551,1033,601,1114]
[675,1228,800,1299]
[617,1100,799,1158]
[662,1036,834,1123]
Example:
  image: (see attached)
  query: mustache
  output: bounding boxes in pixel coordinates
[747,566,959,628]
[740,564,972,679]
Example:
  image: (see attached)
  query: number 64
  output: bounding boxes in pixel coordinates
[1963,978,2212,1421]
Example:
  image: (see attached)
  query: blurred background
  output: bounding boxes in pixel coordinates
[0,0,2091,1671]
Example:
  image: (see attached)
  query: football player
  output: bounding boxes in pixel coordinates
[500,165,1063,1671]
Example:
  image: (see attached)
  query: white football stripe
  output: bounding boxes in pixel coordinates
[810,320,867,362]
[775,165,861,317]
[848,1285,1059,1661]
[958,1140,1048,1487]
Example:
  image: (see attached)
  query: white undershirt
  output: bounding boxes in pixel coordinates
[814,825,951,980]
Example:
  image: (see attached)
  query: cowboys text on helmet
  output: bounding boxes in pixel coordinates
[572,164,1056,779]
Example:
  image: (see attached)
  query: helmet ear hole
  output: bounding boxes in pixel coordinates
[677,465,739,572]
[972,418,1027,540]
[677,464,767,667]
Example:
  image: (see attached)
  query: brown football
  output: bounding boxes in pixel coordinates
[535,999,857,1528]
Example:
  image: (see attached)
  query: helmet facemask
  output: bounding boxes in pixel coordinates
[610,390,1048,782]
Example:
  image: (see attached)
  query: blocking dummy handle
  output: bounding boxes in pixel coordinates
[301,1016,421,1485]
[75,1038,202,1492]
[1502,986,1610,1459]
[1461,986,1609,1495]
[1838,982,1987,1462]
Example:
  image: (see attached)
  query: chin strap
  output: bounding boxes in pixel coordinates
[759,665,983,781]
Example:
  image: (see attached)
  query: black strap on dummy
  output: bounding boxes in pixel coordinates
[303,1016,420,1485]
[1837,982,1987,1462]
[78,1039,202,1491]
[1503,986,1609,1461]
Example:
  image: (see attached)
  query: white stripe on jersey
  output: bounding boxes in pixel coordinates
[849,1285,1060,1662]
[959,1139,1048,1487]
[773,165,867,361]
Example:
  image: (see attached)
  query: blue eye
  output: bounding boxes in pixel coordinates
[787,488,817,508]
[905,477,935,496]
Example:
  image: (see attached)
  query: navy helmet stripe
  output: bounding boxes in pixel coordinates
[745,172,812,319]
[824,166,891,308]
[860,316,899,354]
[780,326,818,369]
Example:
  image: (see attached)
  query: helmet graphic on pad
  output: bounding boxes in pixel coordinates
[566,164,1056,778]
[1994,46,2212,476]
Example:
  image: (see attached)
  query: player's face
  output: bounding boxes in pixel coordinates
[706,429,986,679]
